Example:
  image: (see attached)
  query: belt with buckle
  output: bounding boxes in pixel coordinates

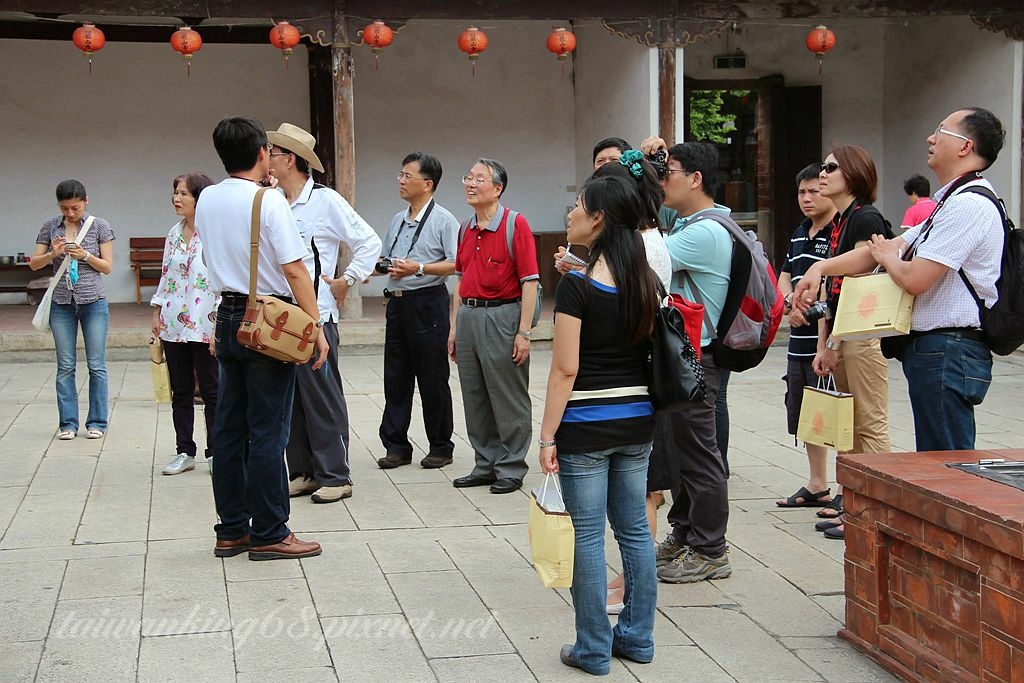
[461,297,521,308]
[910,327,985,343]
[383,284,447,299]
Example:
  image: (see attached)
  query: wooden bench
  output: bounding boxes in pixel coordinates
[129,237,165,304]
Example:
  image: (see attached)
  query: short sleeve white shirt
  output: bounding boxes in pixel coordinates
[195,178,308,297]
[900,177,1003,331]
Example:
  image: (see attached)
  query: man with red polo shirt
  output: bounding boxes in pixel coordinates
[447,158,540,494]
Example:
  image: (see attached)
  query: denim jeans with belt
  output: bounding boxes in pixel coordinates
[50,299,109,432]
[902,332,992,451]
[557,441,657,675]
[211,300,296,546]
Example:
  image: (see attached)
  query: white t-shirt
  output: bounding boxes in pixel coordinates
[641,228,672,289]
[900,177,1003,331]
[195,178,308,297]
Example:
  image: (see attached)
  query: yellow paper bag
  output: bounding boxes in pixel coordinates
[149,338,172,404]
[796,376,853,451]
[831,271,914,339]
[528,474,574,588]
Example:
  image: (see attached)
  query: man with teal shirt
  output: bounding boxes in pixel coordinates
[650,141,733,584]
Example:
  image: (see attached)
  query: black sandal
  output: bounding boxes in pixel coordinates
[823,524,845,540]
[816,494,844,519]
[776,486,832,508]
[815,515,844,532]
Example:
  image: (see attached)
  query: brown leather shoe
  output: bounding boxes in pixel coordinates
[420,453,453,469]
[248,533,322,561]
[214,534,251,557]
[377,453,412,469]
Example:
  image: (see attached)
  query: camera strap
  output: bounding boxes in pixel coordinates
[387,199,435,258]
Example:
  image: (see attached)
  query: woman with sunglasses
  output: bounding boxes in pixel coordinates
[812,144,893,539]
[539,174,661,675]
[30,180,115,441]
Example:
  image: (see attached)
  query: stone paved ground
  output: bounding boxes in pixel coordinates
[2,345,1022,682]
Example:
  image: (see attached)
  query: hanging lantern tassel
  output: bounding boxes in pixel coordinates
[72,23,106,75]
[546,27,577,75]
[804,25,836,75]
[269,21,301,69]
[458,27,488,77]
[171,26,203,77]
[361,20,394,71]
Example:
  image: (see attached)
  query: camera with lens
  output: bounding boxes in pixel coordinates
[374,257,393,274]
[804,300,832,323]
[646,148,668,180]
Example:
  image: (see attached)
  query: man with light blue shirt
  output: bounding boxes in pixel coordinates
[375,152,461,470]
[652,141,733,583]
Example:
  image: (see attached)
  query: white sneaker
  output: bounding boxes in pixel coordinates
[162,453,196,475]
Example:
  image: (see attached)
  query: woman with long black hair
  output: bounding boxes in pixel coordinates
[538,174,661,675]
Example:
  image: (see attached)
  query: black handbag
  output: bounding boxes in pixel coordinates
[649,289,706,411]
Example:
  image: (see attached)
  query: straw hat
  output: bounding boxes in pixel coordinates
[267,123,325,173]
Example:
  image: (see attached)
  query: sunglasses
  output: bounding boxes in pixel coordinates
[820,162,840,174]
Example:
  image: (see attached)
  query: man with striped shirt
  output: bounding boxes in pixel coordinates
[776,164,836,508]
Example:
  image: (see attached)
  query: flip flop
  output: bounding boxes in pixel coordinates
[823,524,845,540]
[815,517,844,532]
[776,486,832,508]
[816,494,844,518]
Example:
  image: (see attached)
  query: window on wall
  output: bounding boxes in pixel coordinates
[687,89,758,216]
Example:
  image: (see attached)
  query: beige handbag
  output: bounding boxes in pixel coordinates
[148,337,172,403]
[528,474,575,588]
[235,188,321,363]
[831,267,914,340]
[796,374,854,451]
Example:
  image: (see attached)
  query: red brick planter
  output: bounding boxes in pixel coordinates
[837,450,1024,683]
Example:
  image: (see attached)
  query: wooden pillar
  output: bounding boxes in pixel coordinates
[658,46,676,145]
[331,3,362,318]
[307,44,335,189]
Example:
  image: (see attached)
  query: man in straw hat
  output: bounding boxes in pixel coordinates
[267,122,381,504]
[197,116,327,561]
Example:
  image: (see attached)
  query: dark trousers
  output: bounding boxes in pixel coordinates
[715,368,731,477]
[664,356,729,557]
[211,300,295,546]
[287,321,351,486]
[163,340,219,459]
[379,285,455,460]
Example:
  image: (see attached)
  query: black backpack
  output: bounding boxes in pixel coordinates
[957,186,1024,355]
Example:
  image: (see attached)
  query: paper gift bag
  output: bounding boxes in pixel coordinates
[831,271,914,339]
[528,474,575,588]
[796,375,853,451]
[149,338,172,404]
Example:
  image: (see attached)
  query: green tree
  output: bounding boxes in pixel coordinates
[688,90,748,143]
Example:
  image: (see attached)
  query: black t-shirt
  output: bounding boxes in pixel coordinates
[827,202,890,315]
[781,218,831,358]
[553,270,655,454]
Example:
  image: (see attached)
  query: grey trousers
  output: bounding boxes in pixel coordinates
[455,303,531,481]
[286,322,352,486]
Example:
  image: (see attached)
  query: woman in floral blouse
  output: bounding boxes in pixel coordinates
[151,172,219,475]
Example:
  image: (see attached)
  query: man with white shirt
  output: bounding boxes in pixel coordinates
[196,116,327,561]
[796,107,1005,451]
[266,123,381,504]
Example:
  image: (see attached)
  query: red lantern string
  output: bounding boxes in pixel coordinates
[269,21,301,69]
[72,23,106,75]
[805,25,836,75]
[458,27,488,77]
[170,26,202,77]
[546,28,577,74]
[362,20,394,71]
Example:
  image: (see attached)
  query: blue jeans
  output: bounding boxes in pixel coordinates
[211,301,296,547]
[902,332,992,451]
[50,299,109,432]
[558,442,657,675]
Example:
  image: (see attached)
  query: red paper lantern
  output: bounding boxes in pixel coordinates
[269,21,301,68]
[546,28,576,61]
[805,25,836,74]
[362,20,394,70]
[458,26,488,76]
[170,26,203,77]
[72,23,106,75]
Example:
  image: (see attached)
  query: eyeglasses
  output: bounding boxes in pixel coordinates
[934,126,971,143]
[265,142,273,151]
[462,175,493,186]
[820,162,840,174]
[664,168,692,176]
[396,172,427,182]
[269,149,292,158]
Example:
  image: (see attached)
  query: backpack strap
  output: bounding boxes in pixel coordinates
[504,209,518,265]
[954,185,1008,310]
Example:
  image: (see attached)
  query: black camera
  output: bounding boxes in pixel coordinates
[374,257,393,274]
[804,301,832,323]
[647,149,668,179]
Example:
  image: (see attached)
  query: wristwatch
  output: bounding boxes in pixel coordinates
[825,337,841,351]
[517,329,533,341]
[415,263,425,277]
[343,274,356,287]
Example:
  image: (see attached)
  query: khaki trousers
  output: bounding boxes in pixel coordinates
[832,338,891,454]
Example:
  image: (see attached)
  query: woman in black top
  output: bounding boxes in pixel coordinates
[813,143,892,538]
[538,175,660,675]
